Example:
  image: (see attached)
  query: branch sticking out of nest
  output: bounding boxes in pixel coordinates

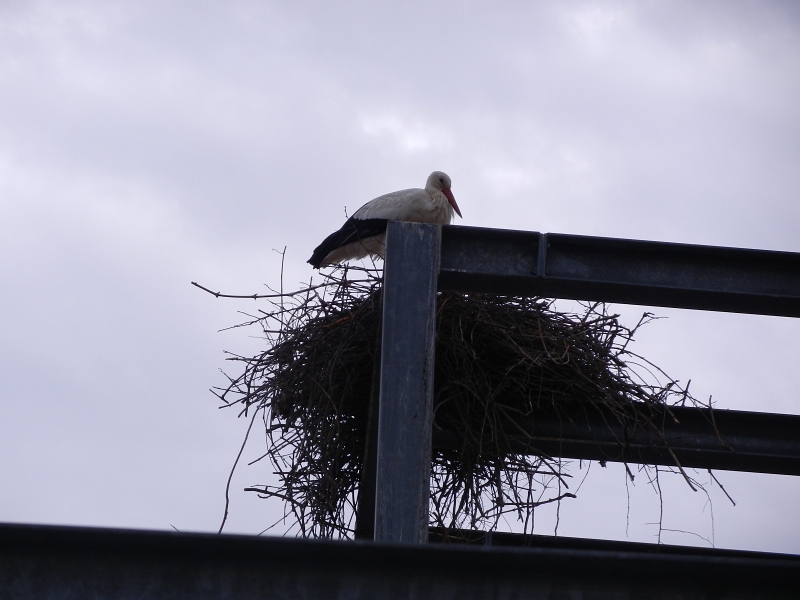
[213,266,700,539]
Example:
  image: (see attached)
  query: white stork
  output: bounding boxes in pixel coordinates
[308,171,462,268]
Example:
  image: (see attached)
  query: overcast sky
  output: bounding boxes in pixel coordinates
[1,1,799,553]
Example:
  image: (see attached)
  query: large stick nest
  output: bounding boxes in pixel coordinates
[216,266,697,539]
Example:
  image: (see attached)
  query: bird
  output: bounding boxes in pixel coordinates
[307,171,462,268]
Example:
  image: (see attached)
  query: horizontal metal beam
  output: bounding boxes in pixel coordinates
[1,523,798,599]
[434,404,800,475]
[428,526,794,557]
[439,226,800,317]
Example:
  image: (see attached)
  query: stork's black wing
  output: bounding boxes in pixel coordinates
[307,217,389,268]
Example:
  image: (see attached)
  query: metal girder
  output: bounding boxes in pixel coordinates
[374,222,440,543]
[439,226,800,317]
[433,225,800,473]
[433,403,800,476]
[427,526,796,556]
[373,224,800,545]
[1,523,799,599]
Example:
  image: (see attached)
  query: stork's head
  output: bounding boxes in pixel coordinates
[426,171,462,218]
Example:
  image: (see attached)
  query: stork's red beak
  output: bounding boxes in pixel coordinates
[443,188,462,218]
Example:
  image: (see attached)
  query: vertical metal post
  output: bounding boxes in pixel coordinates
[374,221,441,544]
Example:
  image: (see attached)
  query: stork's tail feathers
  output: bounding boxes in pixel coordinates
[307,217,389,268]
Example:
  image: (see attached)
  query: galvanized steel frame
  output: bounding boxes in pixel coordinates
[372,222,800,543]
[3,523,799,599]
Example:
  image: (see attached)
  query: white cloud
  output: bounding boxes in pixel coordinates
[359,112,454,153]
[564,3,633,51]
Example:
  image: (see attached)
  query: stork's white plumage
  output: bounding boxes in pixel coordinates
[307,171,462,268]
